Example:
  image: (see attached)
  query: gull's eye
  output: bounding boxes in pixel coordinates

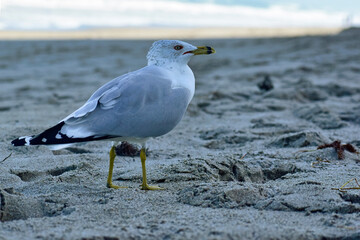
[174,45,183,51]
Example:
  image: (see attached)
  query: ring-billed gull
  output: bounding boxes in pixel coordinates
[12,40,215,190]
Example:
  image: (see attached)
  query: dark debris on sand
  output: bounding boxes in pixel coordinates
[115,142,149,157]
[257,75,274,92]
[317,140,359,160]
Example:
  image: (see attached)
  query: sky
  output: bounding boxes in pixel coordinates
[0,0,359,30]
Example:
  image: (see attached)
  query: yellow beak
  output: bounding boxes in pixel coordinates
[192,46,216,55]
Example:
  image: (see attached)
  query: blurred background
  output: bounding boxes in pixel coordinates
[0,0,359,39]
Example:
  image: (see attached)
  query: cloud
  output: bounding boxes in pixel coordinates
[0,0,357,30]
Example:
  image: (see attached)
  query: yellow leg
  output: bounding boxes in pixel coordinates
[140,148,164,190]
[106,146,126,189]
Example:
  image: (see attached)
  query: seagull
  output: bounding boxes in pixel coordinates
[11,40,215,190]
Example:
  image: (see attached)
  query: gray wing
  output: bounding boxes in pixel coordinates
[60,66,191,139]
[62,71,133,120]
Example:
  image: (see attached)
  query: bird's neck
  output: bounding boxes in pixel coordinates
[147,57,190,68]
[147,60,193,78]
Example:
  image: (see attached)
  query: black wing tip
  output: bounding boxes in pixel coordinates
[11,120,116,147]
[11,137,27,146]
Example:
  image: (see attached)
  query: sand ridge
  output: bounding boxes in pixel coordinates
[0,27,343,40]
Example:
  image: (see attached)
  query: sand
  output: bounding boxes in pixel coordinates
[0,27,343,40]
[1,28,360,239]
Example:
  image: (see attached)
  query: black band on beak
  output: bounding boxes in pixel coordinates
[206,46,212,54]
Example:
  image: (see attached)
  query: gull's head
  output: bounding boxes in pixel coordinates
[147,40,215,66]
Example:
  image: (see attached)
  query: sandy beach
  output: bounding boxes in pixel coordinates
[1,28,360,239]
[0,27,343,40]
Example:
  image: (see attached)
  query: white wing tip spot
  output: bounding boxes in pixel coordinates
[24,136,32,145]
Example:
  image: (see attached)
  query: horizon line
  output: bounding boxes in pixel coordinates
[0,27,345,40]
